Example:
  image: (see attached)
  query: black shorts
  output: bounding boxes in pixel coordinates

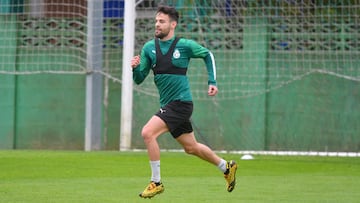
[155,100,193,138]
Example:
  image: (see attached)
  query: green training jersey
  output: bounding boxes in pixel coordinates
[133,36,217,107]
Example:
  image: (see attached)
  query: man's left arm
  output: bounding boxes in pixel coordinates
[203,51,217,86]
[203,52,218,96]
[187,40,217,87]
[187,39,218,96]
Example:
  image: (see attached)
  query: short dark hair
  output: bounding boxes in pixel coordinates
[157,6,179,22]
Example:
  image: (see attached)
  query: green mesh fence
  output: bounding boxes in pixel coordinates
[0,1,359,151]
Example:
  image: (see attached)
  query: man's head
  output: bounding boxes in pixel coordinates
[155,6,179,40]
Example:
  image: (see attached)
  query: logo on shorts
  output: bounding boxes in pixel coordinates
[160,108,166,114]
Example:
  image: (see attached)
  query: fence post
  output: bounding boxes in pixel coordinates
[85,0,103,151]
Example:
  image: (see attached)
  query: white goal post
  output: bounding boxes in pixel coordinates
[119,0,135,151]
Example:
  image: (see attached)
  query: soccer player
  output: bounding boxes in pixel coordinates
[131,5,237,198]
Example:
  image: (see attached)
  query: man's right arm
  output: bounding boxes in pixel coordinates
[132,47,151,84]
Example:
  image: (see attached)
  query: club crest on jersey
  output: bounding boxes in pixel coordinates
[173,49,180,59]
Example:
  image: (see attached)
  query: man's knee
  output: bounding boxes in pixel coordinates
[183,144,198,155]
[141,126,153,143]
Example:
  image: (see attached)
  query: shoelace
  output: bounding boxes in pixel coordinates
[147,182,158,190]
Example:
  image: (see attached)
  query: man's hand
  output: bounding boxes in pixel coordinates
[208,85,218,96]
[131,55,140,68]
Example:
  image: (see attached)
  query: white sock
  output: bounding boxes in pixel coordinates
[150,160,161,183]
[217,159,228,173]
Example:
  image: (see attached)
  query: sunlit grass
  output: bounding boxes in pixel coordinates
[0,150,359,203]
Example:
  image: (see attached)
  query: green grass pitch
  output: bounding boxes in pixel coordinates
[0,150,359,203]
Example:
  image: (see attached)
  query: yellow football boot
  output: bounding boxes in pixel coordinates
[139,182,164,198]
[224,160,238,192]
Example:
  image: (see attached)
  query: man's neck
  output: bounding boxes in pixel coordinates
[159,33,175,41]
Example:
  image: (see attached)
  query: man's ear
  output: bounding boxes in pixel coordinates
[171,21,177,29]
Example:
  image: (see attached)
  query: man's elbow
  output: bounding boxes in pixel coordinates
[134,80,142,85]
[133,77,144,85]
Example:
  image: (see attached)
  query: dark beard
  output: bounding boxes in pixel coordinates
[155,33,167,39]
[155,31,168,39]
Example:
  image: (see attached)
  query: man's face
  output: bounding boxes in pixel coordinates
[155,12,175,39]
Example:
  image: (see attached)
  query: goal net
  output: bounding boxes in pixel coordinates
[132,0,360,154]
[0,0,88,75]
[0,0,359,154]
[134,1,360,98]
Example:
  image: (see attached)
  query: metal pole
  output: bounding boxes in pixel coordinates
[120,0,135,151]
[85,0,103,151]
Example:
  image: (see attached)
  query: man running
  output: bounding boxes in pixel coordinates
[131,5,237,199]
